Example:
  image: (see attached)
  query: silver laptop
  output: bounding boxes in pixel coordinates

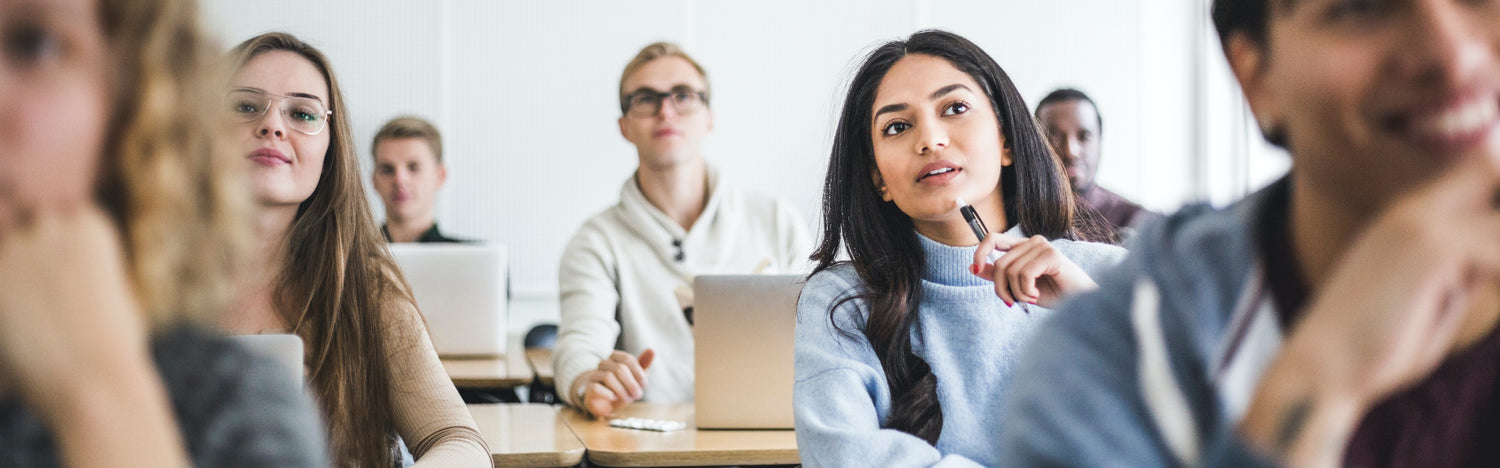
[230,334,304,386]
[693,274,803,429]
[389,243,508,358]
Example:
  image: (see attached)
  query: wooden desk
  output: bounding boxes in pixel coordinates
[525,348,554,386]
[559,403,798,467]
[469,403,584,468]
[443,341,532,388]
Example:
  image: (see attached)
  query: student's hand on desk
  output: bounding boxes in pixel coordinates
[1239,154,1500,468]
[970,234,1097,308]
[0,203,153,413]
[575,349,656,418]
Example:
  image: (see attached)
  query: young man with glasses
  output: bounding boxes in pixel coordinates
[554,42,811,418]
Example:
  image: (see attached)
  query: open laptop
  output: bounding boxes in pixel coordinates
[389,243,508,358]
[230,334,304,386]
[693,274,803,429]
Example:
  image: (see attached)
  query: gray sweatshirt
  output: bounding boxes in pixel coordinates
[0,325,328,467]
[1000,182,1290,466]
[794,226,1124,467]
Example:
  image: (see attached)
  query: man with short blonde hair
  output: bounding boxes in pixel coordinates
[555,41,811,418]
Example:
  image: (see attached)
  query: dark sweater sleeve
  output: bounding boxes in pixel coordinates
[998,268,1280,467]
[153,327,329,468]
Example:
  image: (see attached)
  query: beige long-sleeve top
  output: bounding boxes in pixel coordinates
[241,298,491,467]
[554,165,813,407]
[382,299,492,467]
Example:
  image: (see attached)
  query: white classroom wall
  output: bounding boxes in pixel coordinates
[202,0,1287,334]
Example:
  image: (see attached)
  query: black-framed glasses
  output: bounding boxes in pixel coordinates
[622,86,708,117]
[224,88,333,135]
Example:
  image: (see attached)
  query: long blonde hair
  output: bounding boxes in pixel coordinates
[228,32,409,467]
[97,0,250,327]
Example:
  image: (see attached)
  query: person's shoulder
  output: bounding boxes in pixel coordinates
[152,325,261,384]
[575,202,632,233]
[714,179,794,217]
[1058,185,1272,341]
[1049,237,1128,274]
[563,203,635,252]
[1127,190,1261,289]
[150,326,301,409]
[799,265,869,328]
[804,264,861,296]
[151,325,328,466]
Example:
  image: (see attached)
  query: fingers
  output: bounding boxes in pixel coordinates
[1004,245,1053,303]
[991,237,1049,304]
[974,260,1016,306]
[584,382,619,418]
[1424,285,1472,362]
[972,232,1022,268]
[598,360,642,401]
[637,348,656,370]
[582,349,659,418]
[1416,151,1500,213]
[610,350,650,391]
[0,201,34,240]
[596,369,633,403]
[1464,215,1500,276]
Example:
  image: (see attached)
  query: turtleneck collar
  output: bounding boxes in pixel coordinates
[917,224,1025,302]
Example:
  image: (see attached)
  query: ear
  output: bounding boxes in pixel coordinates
[870,167,893,202]
[437,164,448,187]
[1226,33,1282,140]
[1001,147,1014,167]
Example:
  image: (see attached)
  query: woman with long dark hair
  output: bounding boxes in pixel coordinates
[793,29,1124,466]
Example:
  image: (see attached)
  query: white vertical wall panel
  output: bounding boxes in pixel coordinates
[692,0,919,242]
[926,0,1146,208]
[445,0,689,295]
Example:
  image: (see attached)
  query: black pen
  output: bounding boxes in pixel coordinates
[959,198,1021,311]
[957,197,987,243]
[958,198,1003,263]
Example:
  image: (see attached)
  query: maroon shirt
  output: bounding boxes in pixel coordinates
[1080,185,1158,232]
[1257,184,1500,467]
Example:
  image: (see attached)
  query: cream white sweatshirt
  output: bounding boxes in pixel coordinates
[554,165,812,406]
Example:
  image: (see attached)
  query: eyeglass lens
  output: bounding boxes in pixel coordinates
[225,90,329,135]
[627,88,704,117]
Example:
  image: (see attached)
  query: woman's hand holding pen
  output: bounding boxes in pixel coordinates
[969,233,1097,308]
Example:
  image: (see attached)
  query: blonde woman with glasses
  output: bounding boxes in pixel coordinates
[218,32,491,467]
[0,1,325,466]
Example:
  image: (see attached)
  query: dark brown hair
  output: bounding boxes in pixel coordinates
[1211,0,1289,146]
[812,29,1096,444]
[229,32,409,467]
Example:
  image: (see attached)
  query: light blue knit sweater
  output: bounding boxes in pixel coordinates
[794,226,1125,467]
